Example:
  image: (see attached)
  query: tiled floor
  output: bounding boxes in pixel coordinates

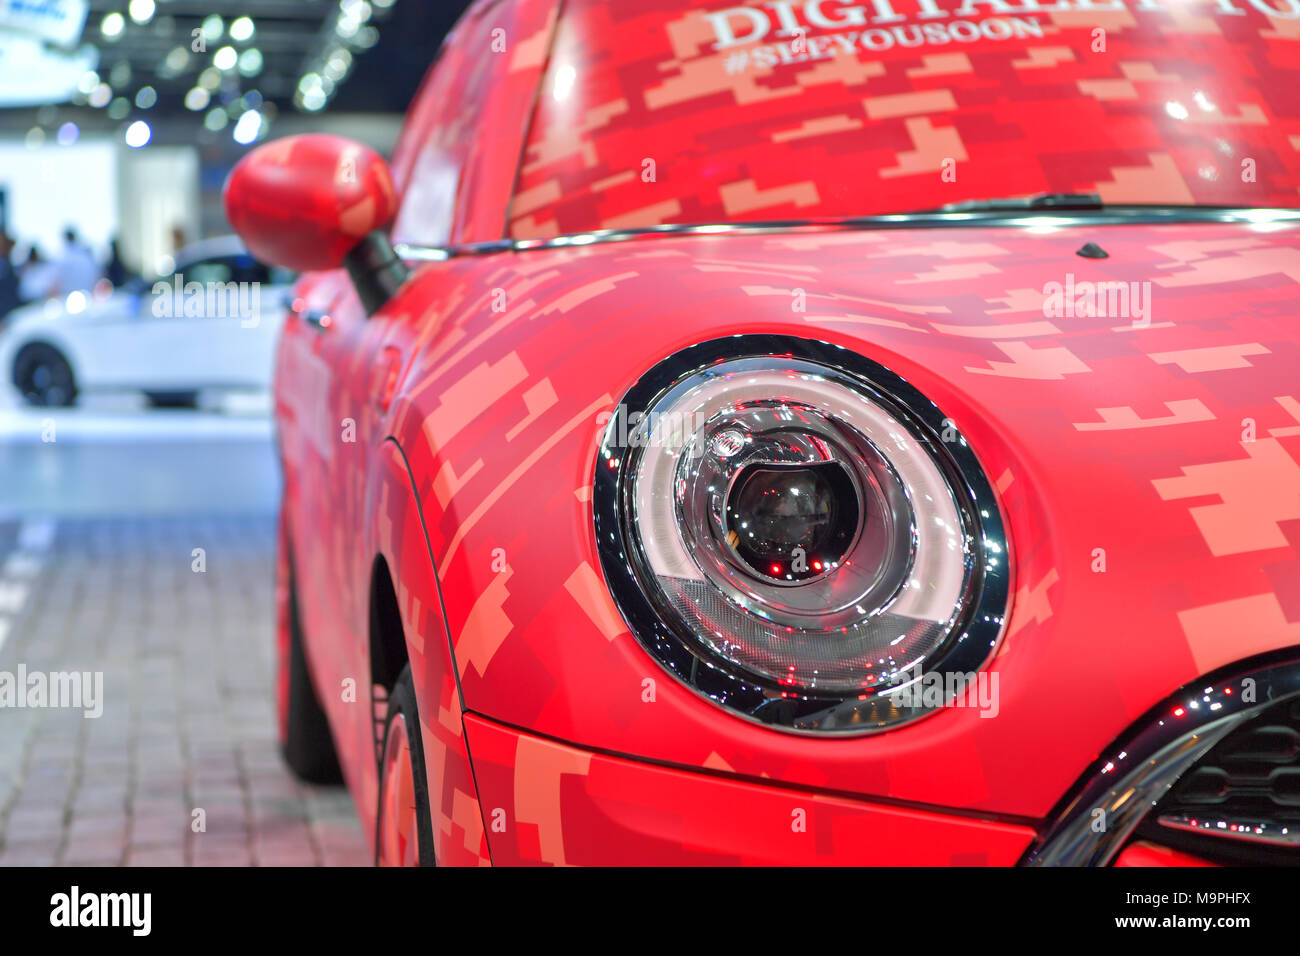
[0,514,368,866]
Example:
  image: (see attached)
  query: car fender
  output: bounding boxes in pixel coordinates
[362,434,491,865]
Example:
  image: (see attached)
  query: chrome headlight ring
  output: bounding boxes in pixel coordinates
[592,335,1011,735]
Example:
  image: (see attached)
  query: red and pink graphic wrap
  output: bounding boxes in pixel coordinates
[512,0,1300,237]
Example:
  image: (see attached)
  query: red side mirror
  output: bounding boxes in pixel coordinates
[223,134,398,273]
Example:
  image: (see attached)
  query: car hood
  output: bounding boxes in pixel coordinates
[392,217,1300,818]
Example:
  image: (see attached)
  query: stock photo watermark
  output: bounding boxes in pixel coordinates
[1043,273,1152,327]
[597,404,713,457]
[887,663,1000,717]
[50,886,151,936]
[0,665,103,718]
[151,273,262,328]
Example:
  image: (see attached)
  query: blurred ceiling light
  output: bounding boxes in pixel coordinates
[108,97,131,120]
[213,46,237,71]
[101,12,125,37]
[233,110,264,145]
[237,48,263,77]
[124,120,151,148]
[135,86,157,109]
[56,122,79,145]
[347,0,373,18]
[77,71,99,95]
[204,108,228,131]
[66,291,87,314]
[160,46,190,78]
[230,17,255,42]
[301,88,326,112]
[198,67,222,90]
[185,87,210,111]
[89,83,113,108]
[201,15,224,41]
[128,0,156,25]
[24,127,44,148]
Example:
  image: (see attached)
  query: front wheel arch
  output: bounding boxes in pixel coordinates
[369,555,409,695]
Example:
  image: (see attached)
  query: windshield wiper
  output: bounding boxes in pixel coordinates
[938,192,1104,213]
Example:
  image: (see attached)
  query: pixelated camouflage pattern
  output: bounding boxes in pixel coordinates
[463,713,1036,865]
[373,220,1300,831]
[276,219,1300,861]
[276,273,491,866]
[511,0,1300,237]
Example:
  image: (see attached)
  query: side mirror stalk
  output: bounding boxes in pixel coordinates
[344,232,410,315]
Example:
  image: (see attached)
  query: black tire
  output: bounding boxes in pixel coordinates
[144,390,199,408]
[13,343,77,407]
[375,666,436,866]
[281,557,344,784]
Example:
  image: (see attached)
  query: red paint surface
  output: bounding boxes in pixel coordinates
[465,713,1036,865]
[225,134,397,271]
[513,0,1300,237]
[1113,841,1218,867]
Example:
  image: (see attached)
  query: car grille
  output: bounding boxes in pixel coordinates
[1138,696,1300,864]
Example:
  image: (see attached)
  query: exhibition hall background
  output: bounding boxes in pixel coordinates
[0,0,470,867]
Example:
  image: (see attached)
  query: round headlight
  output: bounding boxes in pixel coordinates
[594,336,1009,734]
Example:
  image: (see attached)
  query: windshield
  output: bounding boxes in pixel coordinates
[509,0,1300,237]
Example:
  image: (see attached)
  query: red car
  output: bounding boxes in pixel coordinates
[224,0,1300,866]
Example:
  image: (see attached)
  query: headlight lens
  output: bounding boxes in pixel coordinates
[594,336,1009,733]
[725,460,860,584]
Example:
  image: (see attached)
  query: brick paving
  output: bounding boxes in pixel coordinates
[0,516,368,867]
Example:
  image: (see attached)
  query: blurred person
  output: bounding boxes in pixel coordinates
[104,237,133,287]
[0,232,19,323]
[18,246,56,302]
[53,227,100,295]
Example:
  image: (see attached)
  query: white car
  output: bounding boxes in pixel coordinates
[0,236,293,407]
